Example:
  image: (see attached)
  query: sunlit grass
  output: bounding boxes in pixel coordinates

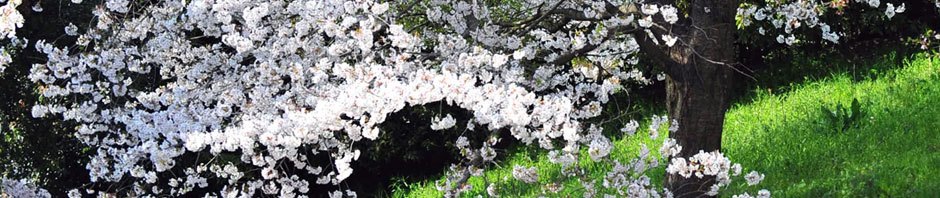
[722,54,940,197]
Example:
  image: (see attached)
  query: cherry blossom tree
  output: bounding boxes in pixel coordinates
[0,0,937,197]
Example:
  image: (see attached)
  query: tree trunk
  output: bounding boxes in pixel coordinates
[662,59,735,197]
[645,0,739,197]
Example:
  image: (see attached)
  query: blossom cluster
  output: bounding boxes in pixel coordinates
[737,0,907,45]
[0,0,26,73]
[664,149,770,197]
[0,0,784,197]
[16,0,664,196]
[0,177,51,198]
[492,118,768,198]
[0,37,23,73]
[430,114,457,131]
[511,165,539,184]
[0,0,24,39]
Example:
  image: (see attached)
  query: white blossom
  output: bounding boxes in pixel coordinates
[335,151,360,183]
[620,119,639,135]
[588,136,612,161]
[0,0,24,39]
[885,3,897,19]
[371,2,389,15]
[456,136,470,149]
[430,114,457,130]
[1,178,52,198]
[30,105,48,118]
[486,183,499,197]
[388,24,416,49]
[639,16,654,28]
[745,171,765,186]
[706,184,720,196]
[105,0,129,13]
[660,5,679,24]
[732,193,754,198]
[491,54,509,68]
[512,48,527,60]
[785,35,796,45]
[662,35,678,47]
[31,1,42,12]
[641,4,659,15]
[660,138,682,157]
[64,23,79,36]
[261,166,278,180]
[512,165,538,184]
[757,189,771,198]
[68,189,81,198]
[666,157,691,178]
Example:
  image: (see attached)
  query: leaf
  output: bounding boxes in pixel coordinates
[851,98,861,119]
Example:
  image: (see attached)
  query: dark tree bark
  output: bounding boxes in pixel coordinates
[637,0,739,197]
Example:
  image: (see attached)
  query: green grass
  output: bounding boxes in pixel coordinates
[721,54,940,197]
[395,54,940,197]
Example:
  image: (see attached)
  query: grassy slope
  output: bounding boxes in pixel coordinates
[396,54,940,197]
[721,55,940,197]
